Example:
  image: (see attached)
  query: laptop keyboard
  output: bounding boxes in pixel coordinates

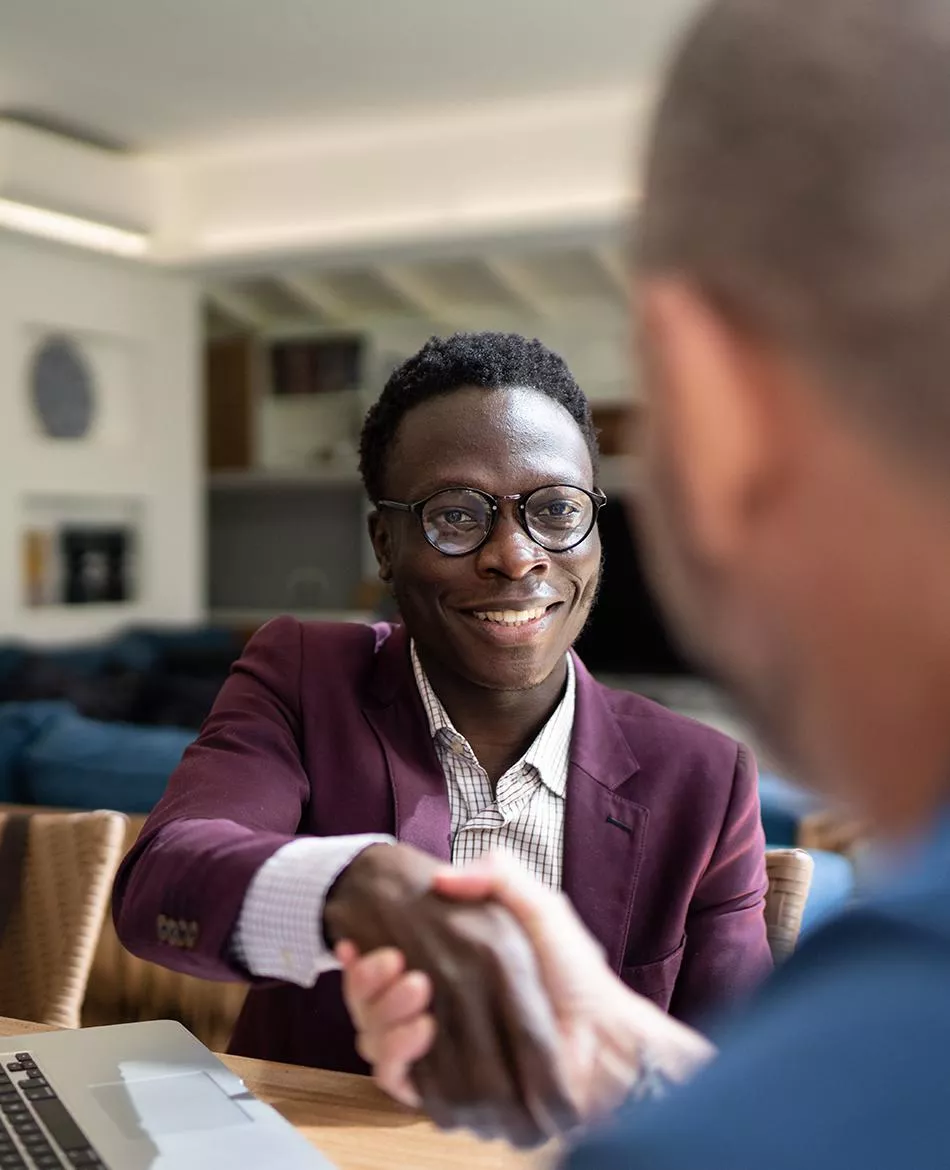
[0,1053,102,1169]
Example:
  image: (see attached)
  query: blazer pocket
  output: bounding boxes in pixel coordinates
[620,937,686,1011]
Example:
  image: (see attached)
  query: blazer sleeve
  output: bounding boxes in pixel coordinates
[111,615,316,982]
[670,744,773,1025]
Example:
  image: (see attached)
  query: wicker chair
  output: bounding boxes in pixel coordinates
[765,847,815,963]
[0,810,127,1029]
[82,815,248,1052]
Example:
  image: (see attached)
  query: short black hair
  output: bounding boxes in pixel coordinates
[359,331,600,502]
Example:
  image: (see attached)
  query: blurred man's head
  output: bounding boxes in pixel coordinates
[635,0,950,826]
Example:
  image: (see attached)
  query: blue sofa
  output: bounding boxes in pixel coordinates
[0,625,239,811]
[0,700,194,812]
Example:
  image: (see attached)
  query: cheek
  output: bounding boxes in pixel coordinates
[389,548,457,617]
[560,542,602,614]
[392,570,439,613]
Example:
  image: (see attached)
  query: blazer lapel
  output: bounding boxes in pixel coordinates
[361,625,453,862]
[563,655,647,973]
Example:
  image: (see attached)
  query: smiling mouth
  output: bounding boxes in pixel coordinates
[469,603,560,627]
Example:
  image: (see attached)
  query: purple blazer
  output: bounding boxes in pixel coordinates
[112,618,771,1072]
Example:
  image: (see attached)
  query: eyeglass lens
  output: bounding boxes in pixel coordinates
[420,486,596,555]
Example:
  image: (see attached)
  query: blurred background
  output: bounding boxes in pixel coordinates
[0,3,859,1044]
[0,0,741,725]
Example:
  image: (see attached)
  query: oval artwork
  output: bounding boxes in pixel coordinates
[31,336,96,440]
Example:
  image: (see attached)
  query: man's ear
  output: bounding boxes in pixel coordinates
[638,277,782,563]
[367,510,393,583]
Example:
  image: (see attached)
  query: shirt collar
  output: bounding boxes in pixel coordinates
[409,640,575,798]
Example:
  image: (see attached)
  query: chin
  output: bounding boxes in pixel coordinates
[461,650,562,693]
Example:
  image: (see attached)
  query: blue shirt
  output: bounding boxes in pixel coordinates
[567,811,950,1169]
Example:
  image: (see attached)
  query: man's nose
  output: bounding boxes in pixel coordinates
[474,514,549,579]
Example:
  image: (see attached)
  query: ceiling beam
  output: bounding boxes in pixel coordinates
[481,256,554,317]
[594,245,629,299]
[204,285,269,331]
[279,274,353,325]
[375,265,454,320]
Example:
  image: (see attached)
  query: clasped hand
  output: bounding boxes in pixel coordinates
[325,845,715,1148]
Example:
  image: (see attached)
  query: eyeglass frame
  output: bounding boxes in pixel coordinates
[375,483,608,557]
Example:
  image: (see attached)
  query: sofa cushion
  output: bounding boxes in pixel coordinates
[0,702,72,802]
[128,626,242,677]
[17,708,194,813]
[20,634,157,678]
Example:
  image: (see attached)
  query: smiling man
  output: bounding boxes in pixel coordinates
[112,331,770,1084]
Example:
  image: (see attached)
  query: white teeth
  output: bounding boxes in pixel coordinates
[472,607,547,626]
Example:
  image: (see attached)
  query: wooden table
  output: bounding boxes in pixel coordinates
[0,1016,554,1170]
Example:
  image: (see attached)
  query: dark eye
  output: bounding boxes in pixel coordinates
[535,499,582,527]
[433,508,480,530]
[543,500,579,517]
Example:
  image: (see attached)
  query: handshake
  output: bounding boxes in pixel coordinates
[323,844,714,1149]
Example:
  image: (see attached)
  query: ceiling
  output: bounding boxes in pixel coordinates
[205,239,629,353]
[206,241,628,335]
[0,0,699,149]
[1,0,682,392]
[204,240,634,412]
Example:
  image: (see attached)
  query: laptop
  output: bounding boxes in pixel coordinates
[0,1020,337,1168]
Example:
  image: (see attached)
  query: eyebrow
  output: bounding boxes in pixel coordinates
[404,469,594,499]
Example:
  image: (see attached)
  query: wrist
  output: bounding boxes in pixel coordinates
[322,842,394,949]
[585,978,716,1118]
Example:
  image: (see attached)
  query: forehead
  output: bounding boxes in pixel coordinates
[384,385,594,499]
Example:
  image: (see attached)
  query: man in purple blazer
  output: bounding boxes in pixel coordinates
[112,331,770,1079]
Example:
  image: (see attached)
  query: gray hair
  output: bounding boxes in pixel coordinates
[639,0,950,457]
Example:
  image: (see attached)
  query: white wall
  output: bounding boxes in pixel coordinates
[0,229,202,643]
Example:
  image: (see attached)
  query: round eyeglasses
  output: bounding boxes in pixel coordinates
[377,484,607,557]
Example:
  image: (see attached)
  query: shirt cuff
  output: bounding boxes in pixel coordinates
[231,834,394,987]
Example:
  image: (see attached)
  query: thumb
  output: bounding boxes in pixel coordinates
[434,854,579,951]
[431,858,498,901]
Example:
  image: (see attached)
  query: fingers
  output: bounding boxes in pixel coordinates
[338,945,437,1110]
[338,946,405,1026]
[493,950,580,1140]
[333,868,576,1149]
[340,947,433,1043]
[334,939,358,966]
[366,1014,437,1108]
[360,969,433,1038]
[409,905,539,1145]
[430,864,597,1139]
[430,866,496,900]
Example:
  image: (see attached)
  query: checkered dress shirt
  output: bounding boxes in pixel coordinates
[410,641,574,890]
[231,643,575,987]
